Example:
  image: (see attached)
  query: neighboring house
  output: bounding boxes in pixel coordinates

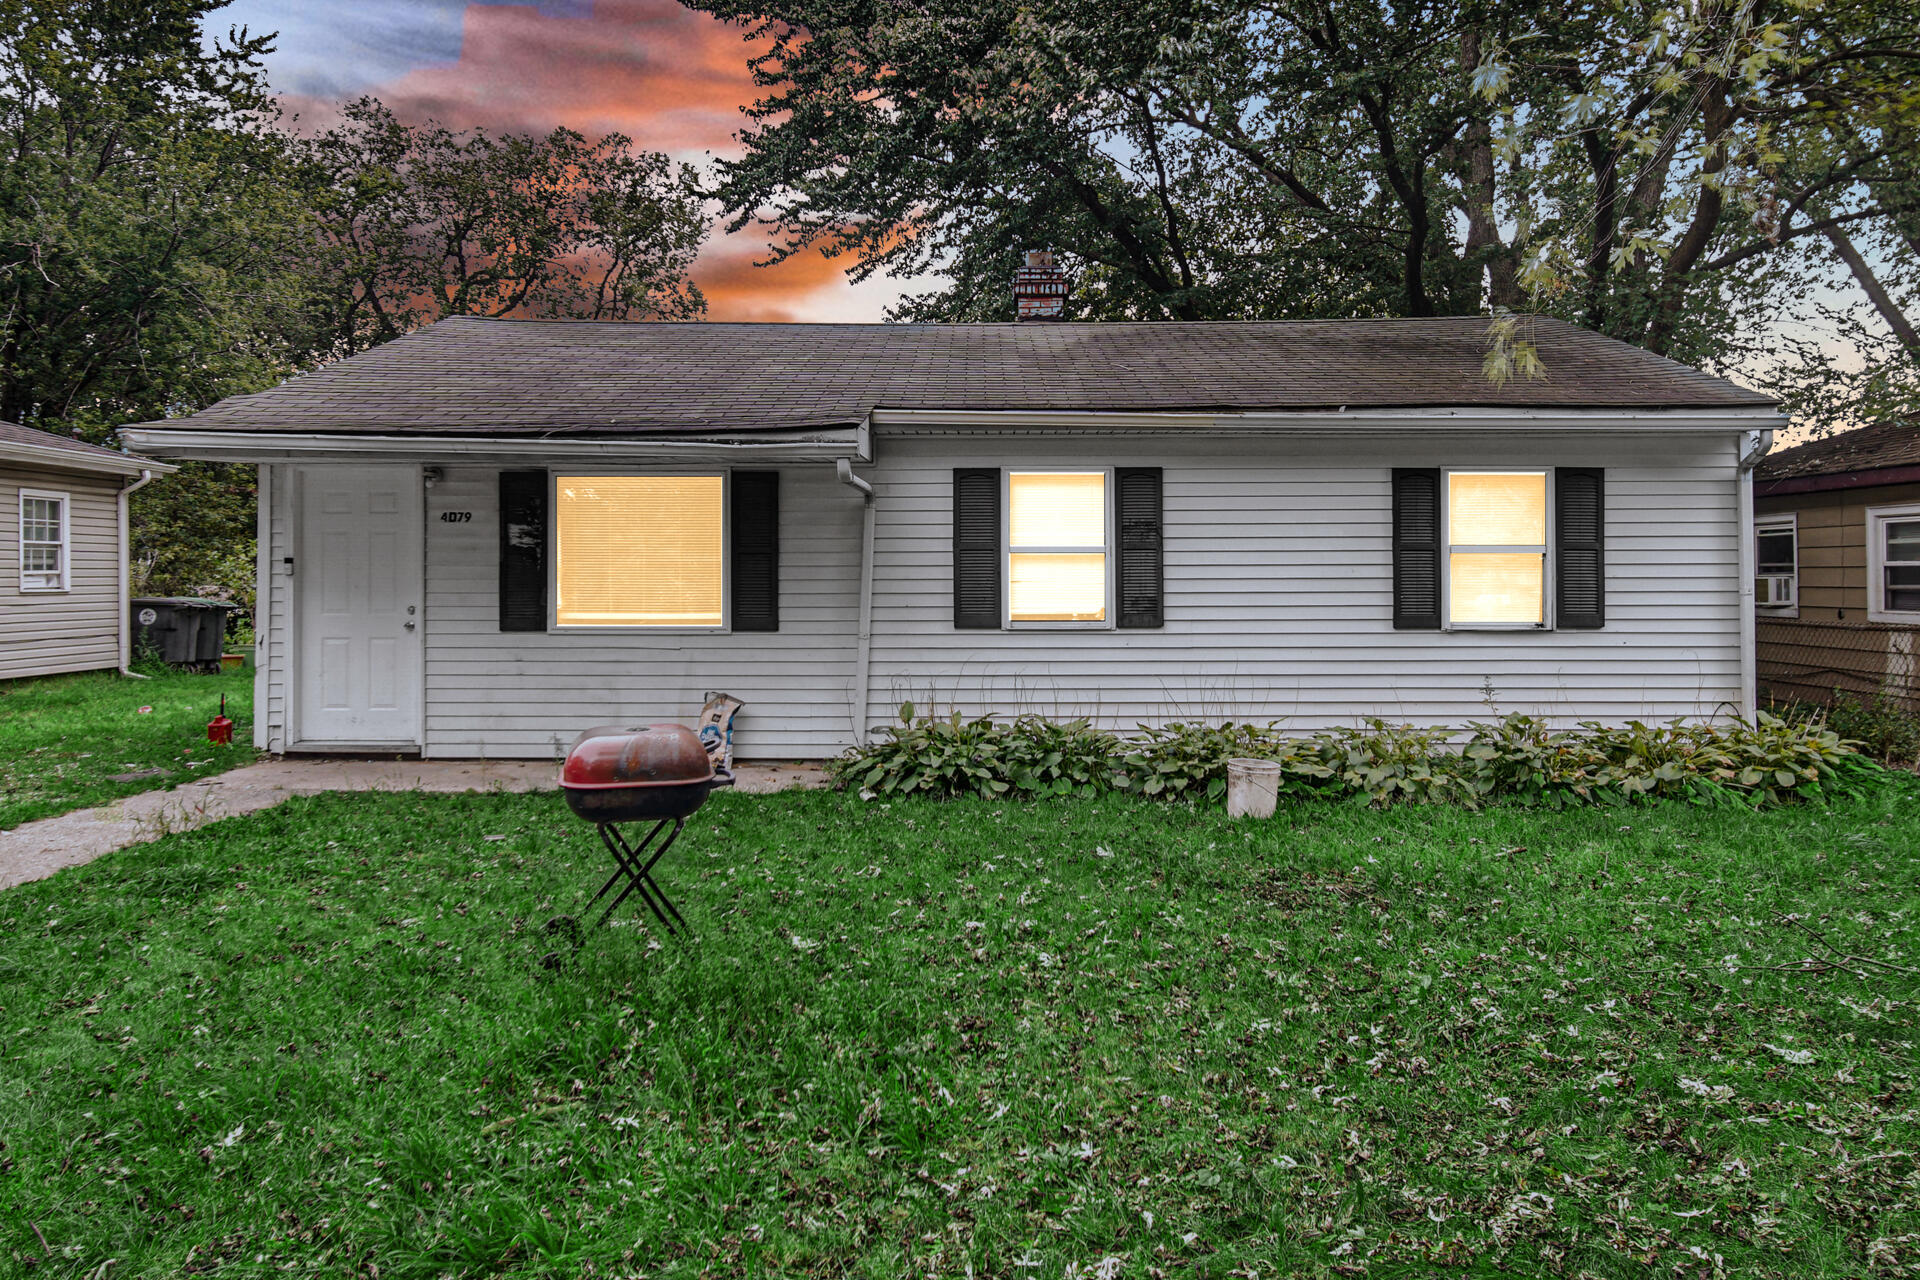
[0,420,176,681]
[1751,418,1920,709]
[120,280,1782,759]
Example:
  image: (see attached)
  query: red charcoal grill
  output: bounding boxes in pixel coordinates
[561,723,732,935]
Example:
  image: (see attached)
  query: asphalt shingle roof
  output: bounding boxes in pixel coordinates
[0,418,150,462]
[134,315,1774,437]
[1755,417,1920,482]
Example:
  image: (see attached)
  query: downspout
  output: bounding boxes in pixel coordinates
[837,457,876,746]
[1736,429,1775,721]
[117,469,157,678]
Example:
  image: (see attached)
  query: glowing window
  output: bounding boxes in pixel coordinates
[554,476,723,627]
[1447,471,1546,627]
[1008,471,1107,623]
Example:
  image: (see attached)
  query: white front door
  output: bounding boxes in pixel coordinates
[296,465,423,746]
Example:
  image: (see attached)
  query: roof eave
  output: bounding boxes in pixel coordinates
[0,437,176,477]
[868,405,1784,431]
[117,424,874,465]
[1756,463,1920,497]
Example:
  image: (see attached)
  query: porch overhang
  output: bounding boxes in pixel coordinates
[116,422,873,466]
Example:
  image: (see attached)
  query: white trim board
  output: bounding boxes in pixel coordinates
[117,428,870,465]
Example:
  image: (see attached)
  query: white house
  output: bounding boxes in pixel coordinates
[1,420,175,682]
[121,298,1781,759]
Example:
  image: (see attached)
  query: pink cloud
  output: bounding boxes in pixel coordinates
[283,2,904,322]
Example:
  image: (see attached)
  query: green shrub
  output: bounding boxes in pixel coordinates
[1816,691,1920,765]
[827,702,1120,800]
[1115,720,1313,802]
[830,709,1883,810]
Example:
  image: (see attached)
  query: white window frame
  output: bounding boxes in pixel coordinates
[1002,467,1115,630]
[547,470,732,634]
[1754,512,1798,616]
[1867,501,1920,624]
[18,487,70,593]
[1441,467,1553,631]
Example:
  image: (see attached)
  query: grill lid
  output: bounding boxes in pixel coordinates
[562,723,715,791]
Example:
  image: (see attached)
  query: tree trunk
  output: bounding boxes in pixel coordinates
[1458,31,1518,308]
[1824,222,1920,362]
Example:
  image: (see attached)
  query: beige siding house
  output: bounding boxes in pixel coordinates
[0,422,175,682]
[122,310,1782,759]
[1753,419,1920,708]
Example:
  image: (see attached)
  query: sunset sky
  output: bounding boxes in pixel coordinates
[216,0,916,322]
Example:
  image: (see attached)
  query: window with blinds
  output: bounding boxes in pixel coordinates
[19,490,68,591]
[1007,471,1108,623]
[554,476,724,627]
[1446,471,1547,627]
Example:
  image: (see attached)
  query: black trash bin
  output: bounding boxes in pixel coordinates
[130,597,236,671]
[191,600,236,667]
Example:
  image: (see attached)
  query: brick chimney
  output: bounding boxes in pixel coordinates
[1012,249,1067,321]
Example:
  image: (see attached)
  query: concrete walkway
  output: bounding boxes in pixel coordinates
[0,758,826,892]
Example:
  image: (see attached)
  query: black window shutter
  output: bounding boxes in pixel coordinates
[1392,468,1442,630]
[1556,467,1605,629]
[499,469,548,632]
[1115,467,1164,628]
[953,468,1001,629]
[731,470,780,631]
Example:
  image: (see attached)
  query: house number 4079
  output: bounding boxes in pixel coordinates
[439,511,472,522]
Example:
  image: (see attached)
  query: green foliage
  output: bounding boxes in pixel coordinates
[0,664,255,828]
[298,98,708,356]
[833,710,1883,810]
[691,0,1918,432]
[1118,721,1313,803]
[0,1,314,426]
[5,786,1918,1275]
[128,460,258,608]
[827,701,1119,799]
[1774,693,1920,768]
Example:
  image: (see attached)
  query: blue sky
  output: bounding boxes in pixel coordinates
[214,0,592,98]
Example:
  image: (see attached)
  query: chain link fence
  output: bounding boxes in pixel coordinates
[1757,619,1919,708]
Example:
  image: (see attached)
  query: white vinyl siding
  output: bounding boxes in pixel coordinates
[253,427,1748,758]
[864,431,1742,734]
[0,465,123,680]
[417,464,861,759]
[257,464,292,751]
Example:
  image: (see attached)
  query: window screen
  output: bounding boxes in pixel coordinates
[1447,471,1546,627]
[1008,471,1107,623]
[554,476,723,627]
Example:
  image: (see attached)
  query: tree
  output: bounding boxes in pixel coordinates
[690,0,1919,428]
[0,1,316,610]
[299,99,709,357]
[0,0,311,425]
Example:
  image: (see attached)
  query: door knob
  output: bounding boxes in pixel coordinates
[404,620,417,631]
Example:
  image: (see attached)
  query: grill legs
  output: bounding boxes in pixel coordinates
[588,819,691,935]
[590,819,688,933]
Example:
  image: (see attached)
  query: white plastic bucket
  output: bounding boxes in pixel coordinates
[1226,757,1282,819]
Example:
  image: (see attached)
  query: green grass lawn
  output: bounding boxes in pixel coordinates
[0,666,256,830]
[3,786,1917,1277]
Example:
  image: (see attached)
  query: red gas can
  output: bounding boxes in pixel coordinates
[207,694,235,746]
